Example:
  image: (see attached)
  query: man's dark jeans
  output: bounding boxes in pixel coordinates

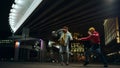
[84,44,108,65]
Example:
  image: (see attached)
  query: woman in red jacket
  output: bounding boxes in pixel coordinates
[78,27,108,67]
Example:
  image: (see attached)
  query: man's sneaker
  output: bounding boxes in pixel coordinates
[60,62,64,66]
[104,65,108,67]
[65,62,69,66]
[83,62,89,66]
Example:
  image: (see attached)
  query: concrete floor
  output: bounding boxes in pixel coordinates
[0,62,119,68]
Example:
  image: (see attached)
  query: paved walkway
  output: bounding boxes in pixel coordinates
[0,62,119,68]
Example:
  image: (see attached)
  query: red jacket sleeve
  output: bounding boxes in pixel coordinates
[80,31,100,44]
[80,35,91,41]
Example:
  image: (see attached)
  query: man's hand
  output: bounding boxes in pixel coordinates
[88,31,92,35]
[77,38,82,40]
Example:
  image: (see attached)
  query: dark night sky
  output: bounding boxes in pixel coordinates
[0,0,14,39]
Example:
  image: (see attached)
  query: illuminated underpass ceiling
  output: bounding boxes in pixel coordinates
[9,0,43,33]
[11,0,120,40]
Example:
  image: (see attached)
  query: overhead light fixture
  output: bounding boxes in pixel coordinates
[9,0,43,33]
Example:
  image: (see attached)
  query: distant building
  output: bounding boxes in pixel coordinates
[104,17,120,45]
[103,17,120,63]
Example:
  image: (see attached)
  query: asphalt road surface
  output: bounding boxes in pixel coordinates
[0,62,119,68]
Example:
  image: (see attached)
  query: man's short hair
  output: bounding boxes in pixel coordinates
[63,26,68,30]
[89,27,95,31]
